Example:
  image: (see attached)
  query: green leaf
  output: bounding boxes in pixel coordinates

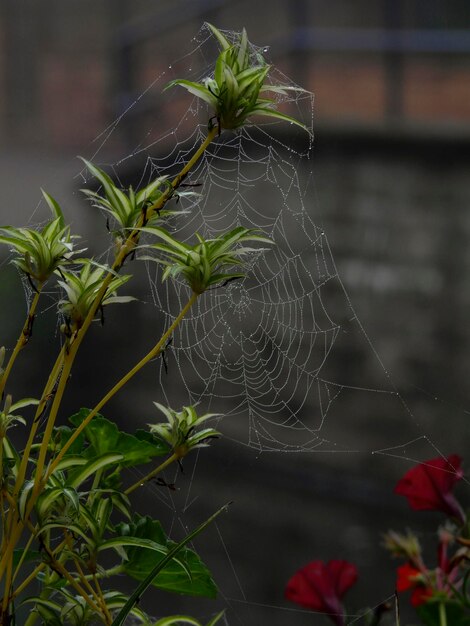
[50,455,87,473]
[66,453,124,488]
[41,189,65,228]
[22,598,63,626]
[69,408,168,467]
[248,106,309,131]
[117,514,218,598]
[165,79,217,109]
[206,23,231,51]
[52,426,85,456]
[9,397,39,412]
[36,485,80,519]
[98,535,168,555]
[111,505,229,626]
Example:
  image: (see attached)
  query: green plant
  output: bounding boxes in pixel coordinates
[0,24,307,626]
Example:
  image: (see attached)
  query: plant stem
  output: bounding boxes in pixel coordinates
[92,573,113,625]
[0,352,75,583]
[33,352,74,483]
[0,347,67,583]
[46,291,199,480]
[41,549,102,615]
[16,537,68,626]
[125,452,179,496]
[0,351,78,579]
[147,125,217,213]
[11,528,35,583]
[0,491,18,617]
[12,562,45,600]
[0,285,43,399]
[1,549,13,617]
[23,521,103,617]
[439,602,447,626]
[11,344,66,500]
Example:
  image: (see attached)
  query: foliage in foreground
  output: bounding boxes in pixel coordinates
[0,24,308,626]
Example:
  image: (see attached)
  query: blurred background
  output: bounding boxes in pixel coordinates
[1,1,470,624]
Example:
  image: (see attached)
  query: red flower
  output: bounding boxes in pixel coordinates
[396,563,433,607]
[394,455,465,523]
[285,560,358,626]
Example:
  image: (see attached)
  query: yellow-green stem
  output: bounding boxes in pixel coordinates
[1,491,18,615]
[0,346,67,581]
[1,549,13,616]
[439,603,447,626]
[0,285,43,399]
[14,537,67,622]
[0,443,3,540]
[125,452,179,496]
[12,344,66,499]
[11,528,35,583]
[0,348,71,581]
[68,548,103,614]
[22,520,102,615]
[46,292,198,480]
[0,353,78,582]
[149,125,217,207]
[92,573,113,625]
[12,562,45,600]
[33,353,74,484]
[41,552,101,615]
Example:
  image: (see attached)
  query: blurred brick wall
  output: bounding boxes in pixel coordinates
[1,1,470,152]
[405,59,470,121]
[40,56,107,148]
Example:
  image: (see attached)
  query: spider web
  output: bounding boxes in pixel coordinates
[58,22,468,626]
[87,24,356,454]
[145,125,347,453]
[74,23,458,465]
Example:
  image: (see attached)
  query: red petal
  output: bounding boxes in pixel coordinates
[285,562,325,611]
[327,560,358,597]
[285,560,357,615]
[411,586,433,607]
[394,455,463,516]
[396,563,421,592]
